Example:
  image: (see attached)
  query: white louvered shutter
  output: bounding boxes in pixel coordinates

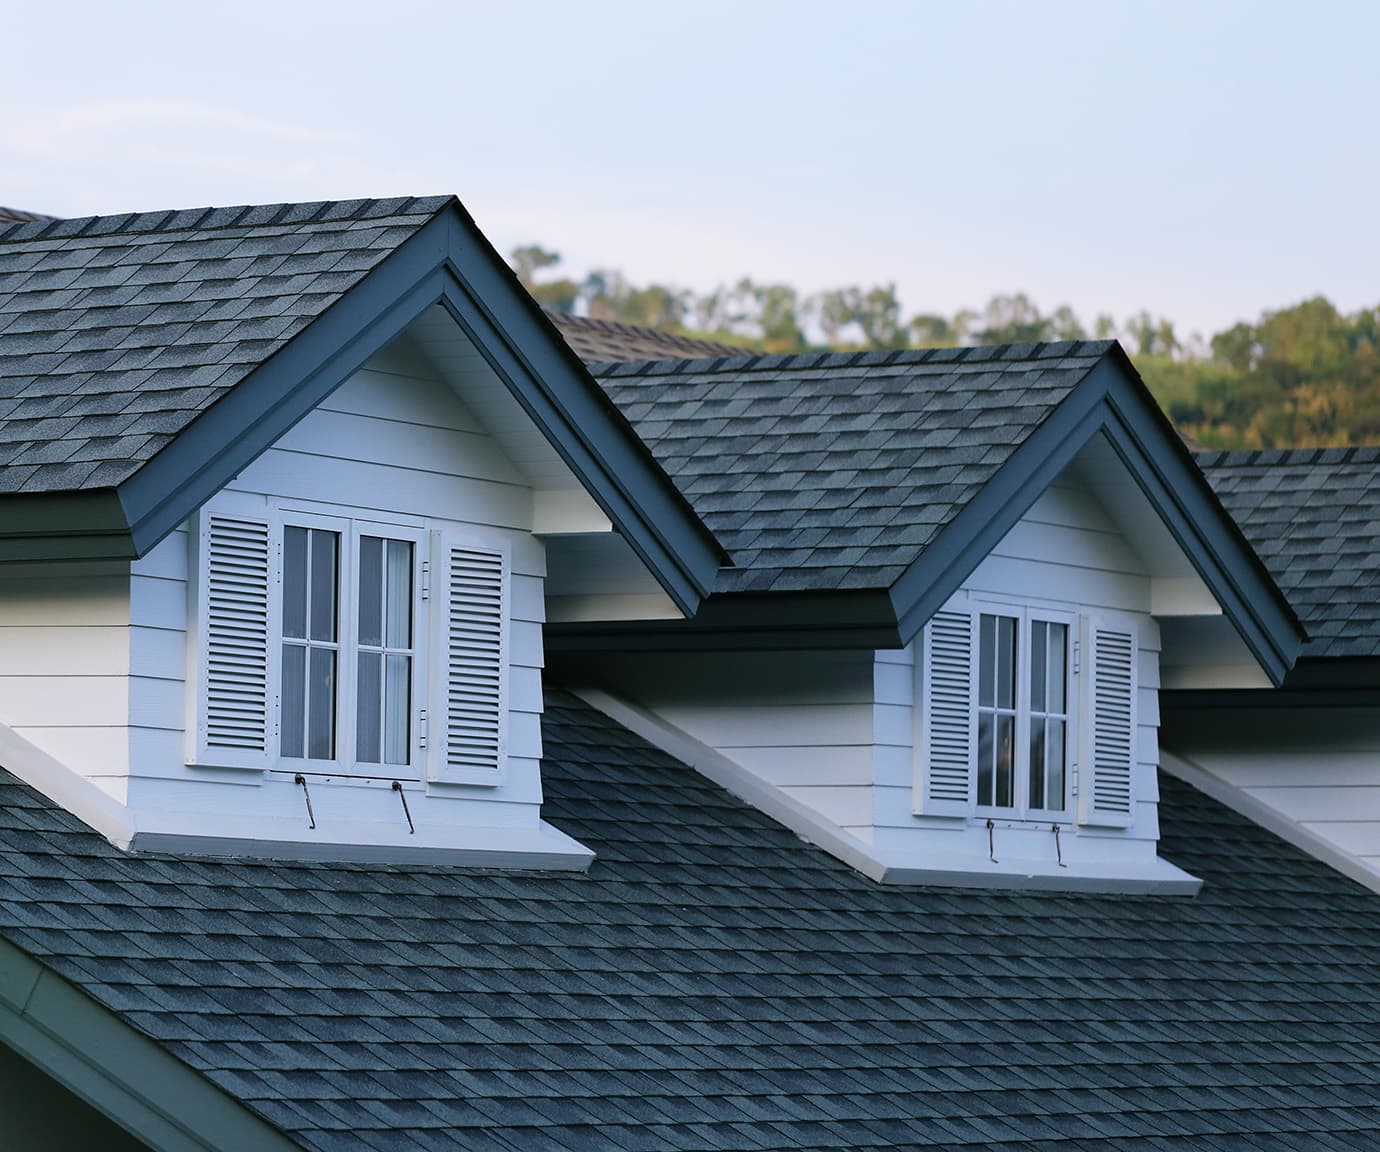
[915,609,976,816]
[1078,618,1137,828]
[193,512,275,769]
[430,540,507,784]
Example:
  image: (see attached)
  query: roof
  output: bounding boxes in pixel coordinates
[1,687,1379,1151]
[1198,446,1380,660]
[546,312,744,362]
[594,342,1111,594]
[0,197,723,610]
[0,206,55,224]
[0,196,451,493]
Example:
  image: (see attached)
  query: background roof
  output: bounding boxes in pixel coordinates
[594,342,1110,594]
[1199,447,1380,659]
[0,197,449,494]
[0,688,1377,1151]
[546,313,742,362]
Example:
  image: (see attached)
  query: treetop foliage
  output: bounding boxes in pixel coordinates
[512,245,1380,450]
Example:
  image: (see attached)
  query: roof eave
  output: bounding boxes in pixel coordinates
[888,348,1305,685]
[0,935,300,1152]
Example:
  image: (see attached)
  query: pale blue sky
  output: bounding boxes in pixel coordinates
[3,0,1376,339]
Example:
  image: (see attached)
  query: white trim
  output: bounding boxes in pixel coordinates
[575,687,1201,895]
[0,721,136,851]
[1160,748,1380,897]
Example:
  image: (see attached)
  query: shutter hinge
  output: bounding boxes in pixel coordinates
[418,708,428,750]
[421,559,431,602]
[1073,639,1081,675]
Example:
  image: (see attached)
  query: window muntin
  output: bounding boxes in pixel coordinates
[974,609,1070,818]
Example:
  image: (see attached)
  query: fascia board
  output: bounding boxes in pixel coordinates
[887,368,1109,645]
[887,353,1305,685]
[0,938,300,1152]
[545,588,902,652]
[1098,364,1304,685]
[431,210,723,614]
[0,203,721,617]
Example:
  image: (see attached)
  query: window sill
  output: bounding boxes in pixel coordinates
[873,849,1201,895]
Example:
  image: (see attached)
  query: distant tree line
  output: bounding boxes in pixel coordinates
[511,245,1380,450]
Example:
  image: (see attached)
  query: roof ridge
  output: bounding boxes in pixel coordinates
[1196,444,1380,468]
[588,338,1118,378]
[0,195,455,244]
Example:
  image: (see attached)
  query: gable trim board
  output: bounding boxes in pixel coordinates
[0,937,296,1152]
[0,202,724,618]
[554,347,1305,683]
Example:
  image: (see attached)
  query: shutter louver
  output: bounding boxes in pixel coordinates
[916,610,976,816]
[437,543,506,781]
[199,514,273,767]
[1080,621,1137,827]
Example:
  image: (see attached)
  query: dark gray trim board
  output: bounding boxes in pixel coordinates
[0,937,298,1152]
[0,201,723,615]
[889,350,1303,685]
[546,588,902,652]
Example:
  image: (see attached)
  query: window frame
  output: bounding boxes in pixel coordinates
[970,601,1077,824]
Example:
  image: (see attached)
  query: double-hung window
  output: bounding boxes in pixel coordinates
[190,497,509,785]
[918,600,1137,827]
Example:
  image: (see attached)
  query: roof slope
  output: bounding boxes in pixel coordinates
[0,197,449,493]
[547,312,744,362]
[595,342,1110,593]
[1,688,1378,1151]
[1199,447,1380,659]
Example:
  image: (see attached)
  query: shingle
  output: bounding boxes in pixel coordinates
[0,197,448,495]
[588,343,1107,594]
[1200,449,1380,658]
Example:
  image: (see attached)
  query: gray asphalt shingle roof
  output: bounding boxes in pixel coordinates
[1199,447,1380,659]
[1,687,1378,1151]
[0,197,450,493]
[594,342,1112,594]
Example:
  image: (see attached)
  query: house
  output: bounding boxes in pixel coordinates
[0,196,1376,1151]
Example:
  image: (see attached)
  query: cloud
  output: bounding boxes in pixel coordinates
[0,100,436,216]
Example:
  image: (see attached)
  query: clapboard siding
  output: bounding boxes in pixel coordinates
[557,649,880,834]
[1163,706,1380,887]
[6,344,561,853]
[0,570,133,783]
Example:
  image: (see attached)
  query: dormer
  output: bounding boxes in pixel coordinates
[554,342,1305,893]
[0,198,721,867]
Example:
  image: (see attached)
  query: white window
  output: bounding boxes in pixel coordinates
[189,497,509,785]
[917,601,1137,827]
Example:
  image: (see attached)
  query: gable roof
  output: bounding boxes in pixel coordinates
[1198,447,1380,663]
[580,342,1303,683]
[546,312,744,362]
[0,687,1378,1151]
[0,197,723,612]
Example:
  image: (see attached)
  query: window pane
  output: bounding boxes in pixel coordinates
[384,653,411,765]
[385,540,413,649]
[282,527,308,640]
[995,713,1014,807]
[977,713,994,807]
[1047,622,1067,713]
[357,651,382,763]
[307,647,336,759]
[996,616,1016,710]
[1029,717,1046,810]
[1031,621,1047,712]
[1047,720,1066,811]
[281,644,305,758]
[358,536,383,648]
[309,530,338,643]
[978,614,995,707]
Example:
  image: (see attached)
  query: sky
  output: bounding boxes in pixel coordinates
[2,0,1377,342]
